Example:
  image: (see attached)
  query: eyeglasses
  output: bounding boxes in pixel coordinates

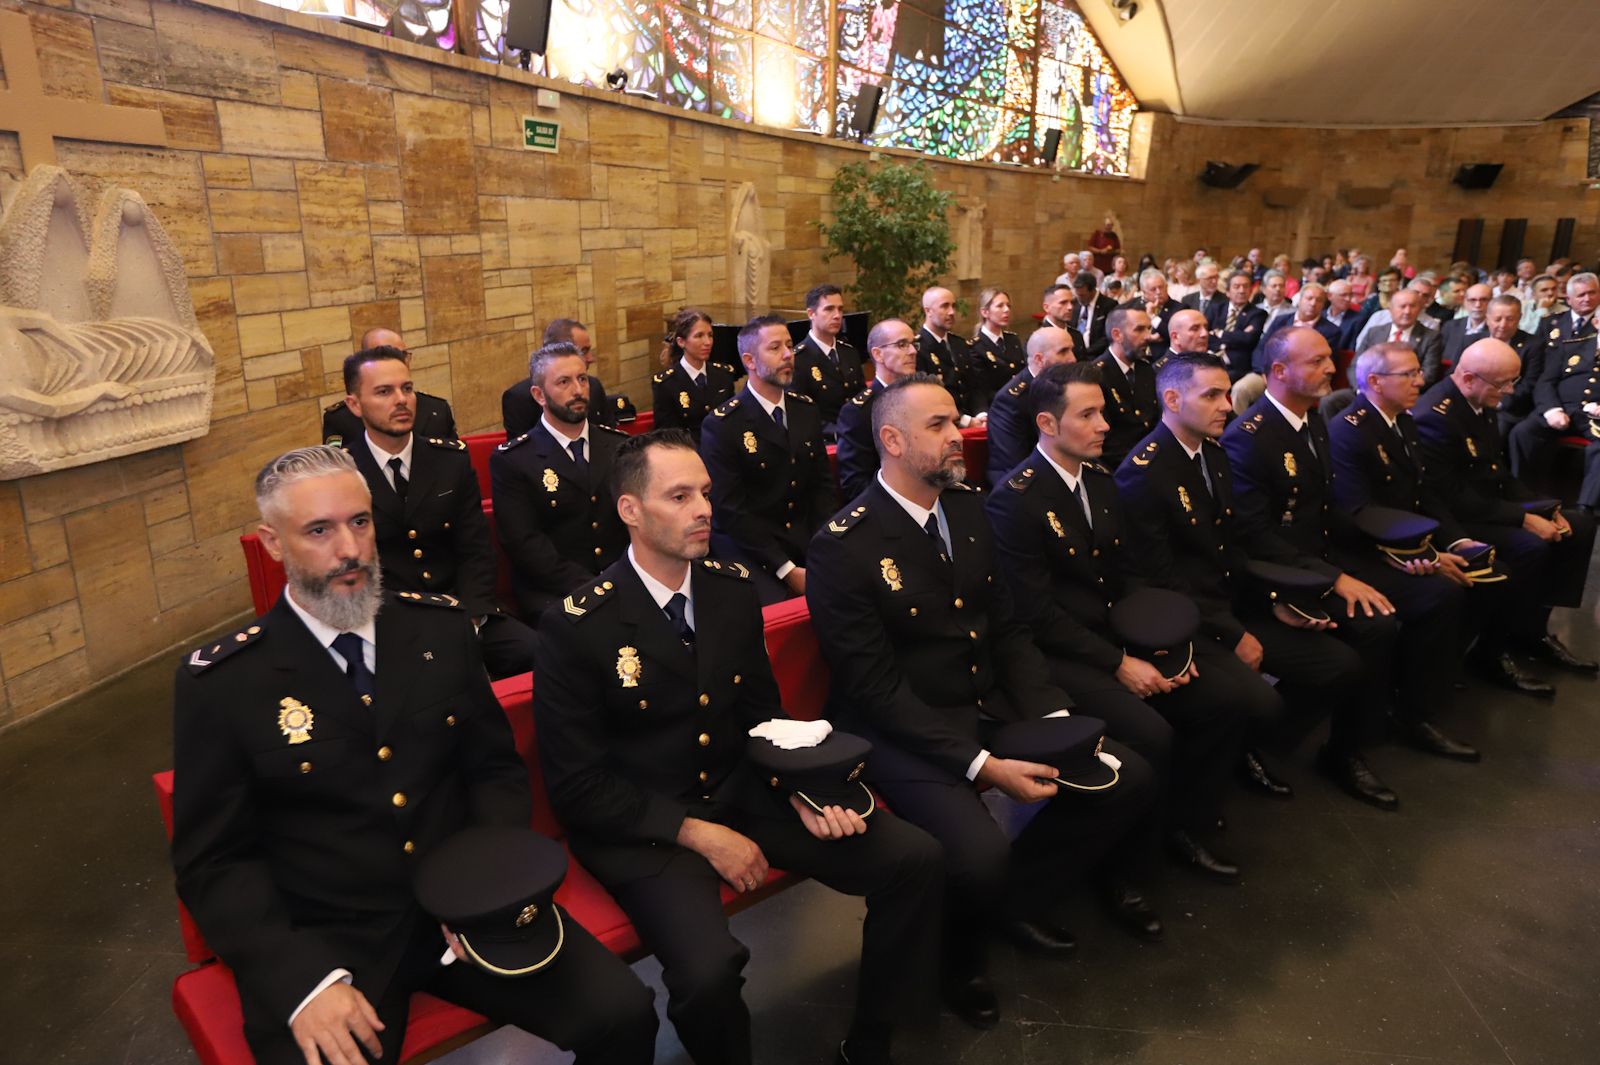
[1371,368,1425,380]
[881,338,917,350]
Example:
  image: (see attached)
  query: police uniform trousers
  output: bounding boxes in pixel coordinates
[1507,417,1600,510]
[477,614,541,681]
[1464,510,1597,644]
[1241,608,1397,754]
[865,731,1155,975]
[1047,640,1272,831]
[592,794,941,1065]
[248,908,658,1065]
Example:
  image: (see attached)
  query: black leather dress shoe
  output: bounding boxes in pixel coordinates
[1101,882,1164,941]
[1237,749,1295,799]
[1524,634,1599,673]
[1471,651,1556,698]
[1167,829,1240,882]
[1315,746,1399,811]
[941,973,1000,1029]
[837,1039,892,1065]
[1403,721,1481,763]
[1002,918,1077,957]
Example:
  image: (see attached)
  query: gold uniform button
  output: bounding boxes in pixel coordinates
[413,549,423,559]
[299,761,312,774]
[909,607,919,617]
[953,597,964,609]
[968,630,978,640]
[698,770,710,783]
[699,693,710,706]
[392,792,408,808]
[592,522,599,530]
[594,547,603,556]
[969,664,978,674]
[442,522,451,530]
[698,732,711,747]
[638,699,649,710]
[445,714,457,726]
[403,840,416,855]
[422,571,432,580]
[377,746,393,761]
[408,529,418,540]
[732,674,742,685]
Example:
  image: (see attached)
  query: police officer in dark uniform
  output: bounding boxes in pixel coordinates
[490,341,630,619]
[791,284,866,435]
[915,286,977,418]
[322,328,455,446]
[1093,305,1157,469]
[966,287,1028,413]
[172,445,657,1065]
[837,319,921,501]
[807,375,1161,1031]
[535,430,941,1065]
[1413,338,1598,674]
[1222,327,1477,771]
[1329,342,1552,698]
[339,346,536,679]
[1507,272,1600,512]
[503,318,616,438]
[988,361,1273,881]
[1122,268,1184,349]
[1207,270,1270,383]
[983,326,1078,488]
[699,315,837,605]
[652,308,740,444]
[1115,353,1396,811]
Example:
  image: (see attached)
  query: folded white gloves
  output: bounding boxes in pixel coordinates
[747,718,833,749]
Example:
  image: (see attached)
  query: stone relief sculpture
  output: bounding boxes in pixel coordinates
[728,182,771,314]
[0,166,214,480]
[955,201,985,280]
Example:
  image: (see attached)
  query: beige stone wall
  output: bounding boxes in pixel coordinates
[0,0,1596,727]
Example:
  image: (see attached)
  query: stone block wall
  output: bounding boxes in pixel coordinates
[0,0,1595,727]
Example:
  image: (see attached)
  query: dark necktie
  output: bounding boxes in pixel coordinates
[827,347,838,367]
[693,372,707,393]
[663,592,695,648]
[330,632,374,701]
[1068,479,1093,530]
[923,512,949,562]
[1296,421,1316,459]
[387,457,407,499]
[1193,452,1213,496]
[772,405,784,430]
[569,438,588,479]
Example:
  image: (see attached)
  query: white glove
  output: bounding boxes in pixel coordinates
[748,718,832,750]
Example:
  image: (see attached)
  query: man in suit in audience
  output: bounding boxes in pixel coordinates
[915,287,977,418]
[806,375,1162,1032]
[985,326,1078,488]
[1092,306,1158,470]
[1257,284,1338,373]
[1207,270,1269,382]
[792,283,867,437]
[1070,272,1117,357]
[338,346,537,679]
[323,328,455,446]
[536,430,942,1065]
[1037,283,1088,351]
[1437,284,1493,383]
[837,318,921,502]
[1324,279,1361,353]
[1507,272,1600,512]
[1123,269,1183,349]
[172,445,657,1065]
[490,341,630,619]
[988,361,1273,883]
[1414,338,1597,673]
[1181,261,1223,319]
[1356,290,1444,380]
[699,315,837,604]
[503,319,616,438]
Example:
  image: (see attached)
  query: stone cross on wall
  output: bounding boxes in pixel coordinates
[0,10,168,173]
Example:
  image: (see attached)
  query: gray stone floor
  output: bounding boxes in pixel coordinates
[4,557,1598,1065]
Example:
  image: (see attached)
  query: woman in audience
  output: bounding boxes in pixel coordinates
[1103,253,1132,294]
[1168,260,1198,302]
[967,287,1026,412]
[1346,254,1376,303]
[651,307,736,442]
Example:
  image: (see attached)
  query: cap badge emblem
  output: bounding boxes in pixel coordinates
[515,903,539,927]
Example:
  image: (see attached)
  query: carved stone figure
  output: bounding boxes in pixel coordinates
[728,182,771,314]
[0,166,214,480]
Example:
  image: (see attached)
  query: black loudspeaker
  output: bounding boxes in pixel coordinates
[505,0,554,55]
[1498,219,1527,270]
[1200,162,1259,189]
[1452,163,1503,190]
[844,84,883,141]
[1040,128,1062,166]
[1552,218,1576,262]
[1452,219,1484,265]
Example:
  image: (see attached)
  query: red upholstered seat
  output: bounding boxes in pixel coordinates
[622,411,655,435]
[461,431,505,501]
[1559,434,1591,448]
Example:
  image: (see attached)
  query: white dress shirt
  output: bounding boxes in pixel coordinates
[541,411,590,462]
[627,544,695,630]
[365,431,413,492]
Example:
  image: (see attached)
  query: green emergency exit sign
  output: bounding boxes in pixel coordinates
[522,117,560,154]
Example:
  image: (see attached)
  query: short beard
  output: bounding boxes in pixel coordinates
[288,557,384,632]
[547,397,588,425]
[921,458,966,491]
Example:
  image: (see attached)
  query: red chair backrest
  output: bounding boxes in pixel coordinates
[761,598,830,721]
[960,424,988,480]
[461,431,505,502]
[240,535,287,615]
[621,411,656,436]
[152,771,217,965]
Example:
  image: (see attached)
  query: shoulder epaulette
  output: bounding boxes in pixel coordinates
[426,436,467,451]
[786,391,815,404]
[653,370,669,383]
[847,390,872,406]
[713,397,740,417]
[396,591,462,608]
[1003,330,1018,339]
[837,338,858,351]
[323,434,344,447]
[1128,439,1159,467]
[1240,412,1264,434]
[701,559,751,579]
[1005,465,1039,492]
[1008,378,1029,396]
[1432,396,1452,415]
[1343,406,1368,427]
[826,502,869,536]
[1084,462,1112,477]
[947,480,978,492]
[324,400,343,413]
[595,423,628,437]
[497,432,531,451]
[186,622,266,674]
[560,579,617,620]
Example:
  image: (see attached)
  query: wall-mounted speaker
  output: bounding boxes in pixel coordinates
[1199,161,1258,189]
[505,0,554,55]
[1552,217,1576,262]
[1498,218,1527,270]
[1453,163,1503,190]
[843,84,883,142]
[1452,219,1484,265]
[1040,128,1062,167]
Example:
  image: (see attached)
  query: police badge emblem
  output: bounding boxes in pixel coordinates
[278,697,315,744]
[1046,511,1066,538]
[1178,486,1193,512]
[679,391,691,410]
[811,365,823,382]
[879,558,903,591]
[1283,452,1298,477]
[743,431,758,454]
[616,646,642,688]
[542,468,559,493]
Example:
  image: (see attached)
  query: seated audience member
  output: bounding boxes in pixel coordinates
[1346,255,1375,303]
[535,429,942,1065]
[338,345,537,678]
[1252,270,1296,346]
[699,315,835,604]
[1357,289,1444,381]
[504,319,615,438]
[967,287,1027,412]
[1507,272,1600,513]
[653,308,739,443]
[1329,343,1551,699]
[1182,260,1223,318]
[1092,306,1157,470]
[1438,284,1493,382]
[1324,279,1360,352]
[837,319,921,501]
[985,326,1079,488]
[792,284,866,436]
[1414,338,1597,671]
[1069,274,1114,356]
[172,445,657,1065]
[1206,269,1268,382]
[1116,353,1396,811]
[1257,283,1336,373]
[915,287,977,418]
[988,361,1275,881]
[1152,306,1219,371]
[323,328,455,445]
[1520,274,1563,335]
[806,375,1162,1031]
[1055,251,1083,287]
[1483,295,1540,435]
[1167,260,1198,303]
[1036,282,1088,349]
[1123,268,1183,349]
[491,341,630,619]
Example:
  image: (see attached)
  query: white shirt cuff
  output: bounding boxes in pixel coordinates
[1044,708,1072,718]
[775,561,796,580]
[965,749,990,781]
[288,969,351,1027]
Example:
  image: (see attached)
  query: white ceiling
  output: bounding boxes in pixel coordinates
[1081,0,1600,126]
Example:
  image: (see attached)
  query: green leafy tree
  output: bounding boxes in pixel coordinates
[816,159,956,325]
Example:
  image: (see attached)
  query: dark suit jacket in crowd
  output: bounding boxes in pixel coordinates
[1205,300,1269,380]
[1121,295,1184,348]
[1356,321,1445,385]
[1412,377,1542,527]
[1067,296,1117,356]
[1326,391,1467,546]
